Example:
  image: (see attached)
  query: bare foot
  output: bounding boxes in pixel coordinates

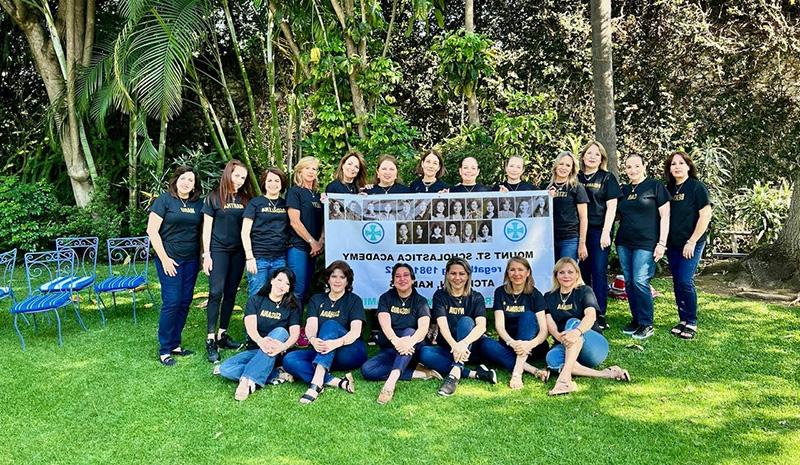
[548,379,577,396]
[534,367,550,383]
[509,373,524,390]
[606,366,631,382]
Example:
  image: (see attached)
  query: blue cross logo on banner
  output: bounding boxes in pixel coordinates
[504,220,527,242]
[362,222,385,244]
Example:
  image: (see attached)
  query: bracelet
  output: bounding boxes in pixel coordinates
[577,328,584,335]
[657,242,666,247]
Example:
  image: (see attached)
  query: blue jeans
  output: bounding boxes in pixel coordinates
[546,318,609,370]
[282,320,368,384]
[555,237,579,262]
[155,257,200,356]
[480,312,548,372]
[361,328,422,381]
[218,327,289,386]
[287,247,317,305]
[616,245,656,327]
[419,317,484,378]
[246,256,287,297]
[579,227,611,315]
[666,240,705,326]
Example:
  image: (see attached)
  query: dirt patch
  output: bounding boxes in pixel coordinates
[697,260,799,305]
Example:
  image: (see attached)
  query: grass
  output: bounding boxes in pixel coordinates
[1,268,799,465]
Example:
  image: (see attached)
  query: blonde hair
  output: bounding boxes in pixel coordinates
[549,257,585,292]
[547,151,579,189]
[579,141,608,172]
[444,257,472,296]
[503,256,535,295]
[292,156,320,190]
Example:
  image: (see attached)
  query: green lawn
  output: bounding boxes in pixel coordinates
[1,269,798,465]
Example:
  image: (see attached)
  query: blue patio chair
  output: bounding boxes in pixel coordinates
[10,249,81,350]
[42,237,104,325]
[95,236,155,323]
[0,249,20,321]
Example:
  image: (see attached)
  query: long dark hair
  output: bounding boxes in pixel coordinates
[167,165,201,202]
[333,151,368,190]
[257,267,300,311]
[215,159,253,208]
[663,151,699,187]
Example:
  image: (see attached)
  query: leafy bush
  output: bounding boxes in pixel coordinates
[733,180,792,245]
[63,177,124,246]
[0,176,67,252]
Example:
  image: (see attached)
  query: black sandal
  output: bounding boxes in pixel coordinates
[159,355,176,367]
[299,383,324,404]
[671,323,686,336]
[171,347,194,356]
[336,372,356,394]
[679,326,697,339]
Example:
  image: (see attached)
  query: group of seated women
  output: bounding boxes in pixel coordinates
[217,257,630,404]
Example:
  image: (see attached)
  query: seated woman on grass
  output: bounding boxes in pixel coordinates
[419,257,497,397]
[282,260,368,404]
[218,267,301,401]
[544,258,630,396]
[361,263,440,405]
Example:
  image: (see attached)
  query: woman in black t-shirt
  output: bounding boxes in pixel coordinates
[218,268,301,401]
[419,257,498,397]
[450,157,490,193]
[410,149,449,193]
[481,257,550,389]
[495,156,536,192]
[242,167,289,297]
[577,141,621,330]
[282,261,368,404]
[361,263,440,404]
[202,159,254,363]
[366,155,410,194]
[147,166,203,366]
[544,151,589,261]
[544,258,630,396]
[615,154,671,341]
[663,152,712,340]
[326,150,368,194]
[286,156,324,306]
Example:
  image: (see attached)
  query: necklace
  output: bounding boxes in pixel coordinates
[673,179,687,196]
[398,291,411,307]
[510,291,522,305]
[179,197,189,208]
[461,184,476,193]
[554,181,567,192]
[582,171,598,183]
[326,293,343,310]
[265,196,278,209]
[507,181,521,192]
[379,184,393,194]
[559,289,574,306]
[630,179,644,196]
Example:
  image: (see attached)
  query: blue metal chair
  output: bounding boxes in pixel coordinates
[0,249,18,316]
[42,237,104,325]
[95,236,154,323]
[11,249,81,350]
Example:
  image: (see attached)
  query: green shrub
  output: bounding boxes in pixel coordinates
[0,176,67,252]
[63,177,124,246]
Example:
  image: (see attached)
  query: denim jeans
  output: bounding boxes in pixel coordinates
[282,320,368,384]
[287,247,317,305]
[579,226,611,315]
[555,237,579,262]
[155,257,200,356]
[206,248,246,333]
[616,244,656,327]
[666,240,705,326]
[419,317,484,378]
[480,311,548,372]
[218,327,289,386]
[545,318,609,370]
[361,327,422,381]
[246,256,287,297]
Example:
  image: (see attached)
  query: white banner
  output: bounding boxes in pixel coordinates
[325,191,555,308]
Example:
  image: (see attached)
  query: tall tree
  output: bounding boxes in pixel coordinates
[590,0,617,175]
[464,0,479,126]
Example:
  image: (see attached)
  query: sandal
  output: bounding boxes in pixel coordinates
[270,367,294,385]
[416,364,443,381]
[671,322,687,336]
[336,372,356,394]
[235,378,256,401]
[377,388,395,405]
[299,383,324,404]
[533,367,550,383]
[170,347,194,357]
[159,355,176,367]
[548,379,577,396]
[509,373,524,390]
[679,326,697,340]
[606,366,631,382]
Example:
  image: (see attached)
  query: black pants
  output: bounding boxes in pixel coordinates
[207,248,245,334]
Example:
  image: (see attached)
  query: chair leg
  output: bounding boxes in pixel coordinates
[54,308,63,346]
[146,285,156,304]
[132,290,138,324]
[72,297,88,331]
[13,314,26,351]
[33,313,39,334]
[94,289,106,326]
[112,292,117,309]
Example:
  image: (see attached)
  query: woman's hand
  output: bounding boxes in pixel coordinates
[578,243,589,261]
[202,254,213,276]
[317,338,343,354]
[600,230,612,249]
[547,186,557,198]
[499,185,509,193]
[309,337,325,352]
[562,329,583,347]
[683,241,696,259]
[259,337,284,356]
[654,243,666,261]
[246,258,257,275]
[508,339,528,356]
[451,342,470,363]
[310,239,324,257]
[161,257,179,277]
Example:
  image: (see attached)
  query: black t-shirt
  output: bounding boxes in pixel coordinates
[149,192,204,260]
[203,193,246,252]
[543,182,589,240]
[377,288,431,332]
[450,183,490,193]
[243,196,289,258]
[365,183,410,195]
[431,289,486,338]
[668,178,711,249]
[493,181,536,192]
[286,186,323,251]
[544,285,601,333]
[579,170,622,228]
[307,292,366,329]
[409,178,449,193]
[244,295,301,350]
[616,178,671,250]
[326,180,359,194]
[492,286,546,335]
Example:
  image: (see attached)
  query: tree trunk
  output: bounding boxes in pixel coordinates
[590,0,618,176]
[330,0,367,138]
[464,0,479,126]
[776,173,800,265]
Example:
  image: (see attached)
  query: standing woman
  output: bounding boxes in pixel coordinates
[577,141,621,330]
[410,149,449,193]
[664,151,712,340]
[451,157,490,193]
[326,150,368,194]
[366,155,410,194]
[147,166,204,366]
[242,168,290,297]
[361,263,439,404]
[495,156,536,192]
[419,257,497,397]
[286,156,324,305]
[480,257,550,389]
[544,258,630,395]
[203,159,253,362]
[544,151,589,261]
[218,268,301,401]
[616,153,671,340]
[282,261,368,404]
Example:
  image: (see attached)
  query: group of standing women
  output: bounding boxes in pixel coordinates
[144,141,711,401]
